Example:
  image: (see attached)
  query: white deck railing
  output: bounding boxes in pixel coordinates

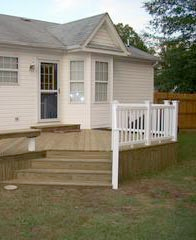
[112,100,179,189]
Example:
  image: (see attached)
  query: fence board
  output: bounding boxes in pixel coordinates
[154,92,196,129]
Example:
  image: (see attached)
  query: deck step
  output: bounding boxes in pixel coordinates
[46,150,112,159]
[32,158,112,171]
[31,124,80,133]
[2,150,112,187]
[2,179,112,187]
[16,168,112,183]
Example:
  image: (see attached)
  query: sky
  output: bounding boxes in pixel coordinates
[0,0,151,34]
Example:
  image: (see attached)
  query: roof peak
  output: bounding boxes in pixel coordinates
[61,12,108,26]
[0,12,108,26]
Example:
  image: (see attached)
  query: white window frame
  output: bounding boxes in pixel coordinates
[0,56,19,85]
[95,61,109,103]
[38,59,60,123]
[70,60,85,104]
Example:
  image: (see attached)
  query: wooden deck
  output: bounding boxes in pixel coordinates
[0,130,111,156]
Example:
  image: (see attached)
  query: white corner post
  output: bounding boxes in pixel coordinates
[164,100,170,137]
[28,137,36,152]
[112,100,119,151]
[145,100,151,145]
[172,100,179,141]
[112,100,119,190]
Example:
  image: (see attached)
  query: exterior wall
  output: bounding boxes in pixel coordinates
[90,54,113,128]
[0,46,63,131]
[89,23,118,49]
[60,52,91,129]
[113,58,154,103]
[0,46,154,131]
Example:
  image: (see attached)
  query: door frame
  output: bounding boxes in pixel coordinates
[38,59,60,123]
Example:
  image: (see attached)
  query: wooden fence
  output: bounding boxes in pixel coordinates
[154,92,196,129]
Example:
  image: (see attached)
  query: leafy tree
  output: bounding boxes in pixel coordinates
[155,42,196,92]
[144,0,196,45]
[115,23,151,52]
[144,0,196,93]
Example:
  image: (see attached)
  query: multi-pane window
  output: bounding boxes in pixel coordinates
[95,61,108,102]
[0,56,18,84]
[41,63,57,90]
[70,61,84,103]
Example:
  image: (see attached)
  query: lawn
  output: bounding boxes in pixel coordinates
[0,132,196,240]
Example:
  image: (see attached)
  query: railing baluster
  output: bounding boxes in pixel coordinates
[111,101,179,190]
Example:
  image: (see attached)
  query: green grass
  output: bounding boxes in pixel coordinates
[0,132,196,240]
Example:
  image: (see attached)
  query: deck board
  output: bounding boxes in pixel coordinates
[0,130,111,156]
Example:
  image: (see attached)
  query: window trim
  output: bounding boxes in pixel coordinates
[69,60,85,104]
[94,61,109,103]
[38,59,60,123]
[0,56,19,86]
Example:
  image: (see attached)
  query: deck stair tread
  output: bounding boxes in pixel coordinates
[31,124,80,133]
[3,180,112,187]
[33,158,111,163]
[2,150,112,187]
[31,124,80,129]
[17,168,111,174]
[46,152,111,159]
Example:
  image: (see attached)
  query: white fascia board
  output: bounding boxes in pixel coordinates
[81,46,128,56]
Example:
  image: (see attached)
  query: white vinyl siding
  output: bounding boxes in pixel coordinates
[0,56,18,84]
[60,53,91,129]
[91,56,113,128]
[95,61,108,102]
[90,23,118,49]
[0,47,63,131]
[113,59,154,103]
[70,61,84,103]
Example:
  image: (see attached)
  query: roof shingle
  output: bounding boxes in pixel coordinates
[0,13,158,61]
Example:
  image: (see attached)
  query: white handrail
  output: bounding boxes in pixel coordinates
[111,100,179,190]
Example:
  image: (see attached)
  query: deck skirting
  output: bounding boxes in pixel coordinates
[0,151,46,181]
[119,142,177,181]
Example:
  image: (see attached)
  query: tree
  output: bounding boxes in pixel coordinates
[144,0,196,45]
[155,42,196,92]
[144,0,196,93]
[115,23,151,52]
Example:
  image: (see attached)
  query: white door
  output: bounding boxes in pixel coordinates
[40,62,59,120]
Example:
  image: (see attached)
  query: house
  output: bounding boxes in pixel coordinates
[0,12,158,131]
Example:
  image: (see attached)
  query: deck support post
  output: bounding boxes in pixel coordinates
[172,101,179,142]
[28,137,36,152]
[112,100,119,190]
[112,129,119,190]
[164,100,170,137]
[112,101,119,151]
[145,100,151,145]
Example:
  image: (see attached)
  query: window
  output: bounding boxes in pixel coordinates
[95,61,108,102]
[41,63,57,90]
[70,61,84,103]
[0,56,18,84]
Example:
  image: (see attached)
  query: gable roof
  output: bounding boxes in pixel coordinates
[48,13,106,49]
[0,13,158,61]
[0,14,63,49]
